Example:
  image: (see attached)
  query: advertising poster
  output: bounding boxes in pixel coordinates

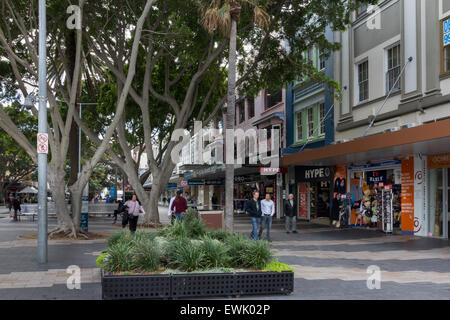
[401,157,414,234]
[414,155,427,237]
[298,183,308,220]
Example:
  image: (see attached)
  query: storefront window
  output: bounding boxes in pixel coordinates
[429,169,444,237]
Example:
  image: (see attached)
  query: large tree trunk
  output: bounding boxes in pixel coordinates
[224,15,238,233]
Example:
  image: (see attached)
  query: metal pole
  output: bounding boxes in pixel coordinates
[37,0,48,264]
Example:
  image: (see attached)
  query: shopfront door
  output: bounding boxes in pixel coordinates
[428,168,449,238]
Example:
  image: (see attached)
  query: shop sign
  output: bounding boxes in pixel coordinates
[167,183,178,189]
[181,181,188,187]
[296,166,332,182]
[444,18,450,46]
[234,175,261,184]
[259,167,288,175]
[348,160,401,171]
[188,180,205,186]
[366,170,387,185]
[205,179,223,186]
[427,153,450,169]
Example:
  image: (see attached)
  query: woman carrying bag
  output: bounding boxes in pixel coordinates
[124,194,145,232]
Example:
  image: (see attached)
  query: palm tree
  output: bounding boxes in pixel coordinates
[201,0,269,232]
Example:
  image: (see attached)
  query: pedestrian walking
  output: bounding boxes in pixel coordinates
[259,193,275,242]
[7,194,14,213]
[168,193,176,225]
[331,193,341,227]
[245,191,262,240]
[284,194,297,234]
[113,200,124,224]
[124,195,145,232]
[12,196,21,221]
[170,191,187,221]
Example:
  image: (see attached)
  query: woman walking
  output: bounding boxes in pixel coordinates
[124,195,145,232]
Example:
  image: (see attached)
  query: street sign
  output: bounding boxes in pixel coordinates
[37,133,48,154]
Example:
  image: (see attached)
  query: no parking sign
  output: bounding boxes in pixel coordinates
[37,133,48,154]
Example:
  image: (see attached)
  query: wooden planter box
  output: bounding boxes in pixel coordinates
[101,270,294,300]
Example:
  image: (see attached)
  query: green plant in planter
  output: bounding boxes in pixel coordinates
[130,231,156,244]
[200,237,229,268]
[132,240,161,272]
[263,261,294,273]
[186,217,207,239]
[241,240,274,270]
[208,229,231,241]
[182,207,199,222]
[107,230,129,248]
[96,252,109,268]
[170,239,206,272]
[170,219,188,238]
[224,233,249,268]
[103,242,134,273]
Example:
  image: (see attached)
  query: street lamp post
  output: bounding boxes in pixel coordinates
[37,0,48,264]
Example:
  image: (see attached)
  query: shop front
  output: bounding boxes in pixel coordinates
[427,154,450,239]
[346,161,402,232]
[295,166,334,221]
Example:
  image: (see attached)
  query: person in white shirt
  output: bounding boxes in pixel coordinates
[259,193,275,242]
[168,194,176,225]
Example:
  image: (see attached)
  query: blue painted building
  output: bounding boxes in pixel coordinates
[282,26,336,220]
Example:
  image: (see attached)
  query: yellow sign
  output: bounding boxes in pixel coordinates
[427,153,450,169]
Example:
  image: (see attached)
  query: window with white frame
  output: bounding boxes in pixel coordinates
[307,107,314,137]
[296,111,303,141]
[357,60,369,103]
[319,102,325,136]
[387,44,401,92]
[319,49,326,71]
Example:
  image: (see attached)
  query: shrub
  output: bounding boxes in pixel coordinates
[96,252,109,268]
[224,233,250,268]
[263,261,294,273]
[103,242,134,273]
[241,240,274,270]
[170,219,188,238]
[182,207,199,222]
[170,240,205,272]
[107,231,129,248]
[132,240,161,272]
[200,237,229,268]
[185,217,207,239]
[207,229,231,241]
[130,231,156,245]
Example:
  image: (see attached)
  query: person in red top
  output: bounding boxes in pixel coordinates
[170,191,187,221]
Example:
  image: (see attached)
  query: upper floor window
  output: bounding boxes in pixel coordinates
[386,44,401,92]
[319,102,326,136]
[296,111,303,141]
[356,3,368,19]
[307,107,314,138]
[319,49,326,71]
[247,97,255,119]
[265,89,282,110]
[443,17,450,74]
[357,60,369,103]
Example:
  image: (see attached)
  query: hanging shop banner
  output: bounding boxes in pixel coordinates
[167,183,178,190]
[427,153,450,169]
[298,183,308,220]
[366,170,387,186]
[295,166,333,182]
[259,167,288,175]
[401,157,415,234]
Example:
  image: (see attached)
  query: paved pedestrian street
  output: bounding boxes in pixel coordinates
[0,210,449,300]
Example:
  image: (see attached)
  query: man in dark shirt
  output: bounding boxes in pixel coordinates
[284,193,297,233]
[245,191,262,240]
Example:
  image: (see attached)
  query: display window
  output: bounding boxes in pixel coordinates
[348,166,402,231]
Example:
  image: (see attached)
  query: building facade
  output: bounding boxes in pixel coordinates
[283,0,450,239]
